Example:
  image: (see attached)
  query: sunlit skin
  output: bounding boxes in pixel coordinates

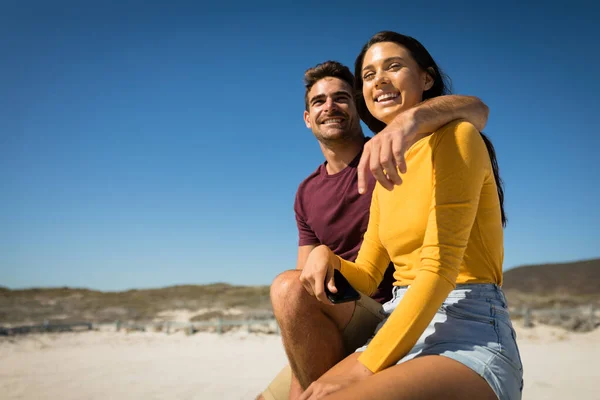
[361,42,433,125]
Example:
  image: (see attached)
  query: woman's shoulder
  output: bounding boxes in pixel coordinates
[430,119,482,148]
[434,119,479,137]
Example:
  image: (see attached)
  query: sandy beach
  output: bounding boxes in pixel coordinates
[1,322,598,400]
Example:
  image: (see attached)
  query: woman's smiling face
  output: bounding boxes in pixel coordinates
[361,41,433,125]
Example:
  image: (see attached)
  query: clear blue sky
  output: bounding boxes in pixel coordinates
[1,1,598,291]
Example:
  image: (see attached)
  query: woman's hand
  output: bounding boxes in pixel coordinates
[298,376,352,400]
[299,245,340,304]
[299,356,374,400]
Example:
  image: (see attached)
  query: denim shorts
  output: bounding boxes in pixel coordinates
[356,283,524,400]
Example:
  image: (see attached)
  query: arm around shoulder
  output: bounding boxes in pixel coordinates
[410,94,489,133]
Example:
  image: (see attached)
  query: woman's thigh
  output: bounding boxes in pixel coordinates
[324,355,497,400]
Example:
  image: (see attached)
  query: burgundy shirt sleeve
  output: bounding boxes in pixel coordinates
[294,189,320,246]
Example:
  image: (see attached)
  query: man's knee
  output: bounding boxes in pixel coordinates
[270,270,305,314]
[270,270,355,331]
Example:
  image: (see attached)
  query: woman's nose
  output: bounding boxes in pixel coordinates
[373,72,390,88]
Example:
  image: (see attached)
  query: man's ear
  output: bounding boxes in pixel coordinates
[304,110,312,129]
[423,67,435,91]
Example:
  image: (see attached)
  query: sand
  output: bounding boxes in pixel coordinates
[1,323,598,400]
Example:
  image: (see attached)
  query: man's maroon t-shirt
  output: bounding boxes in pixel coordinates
[294,144,395,304]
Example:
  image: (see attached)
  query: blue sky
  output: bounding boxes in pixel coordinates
[1,1,598,290]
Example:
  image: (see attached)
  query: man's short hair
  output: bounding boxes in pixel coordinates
[304,61,355,110]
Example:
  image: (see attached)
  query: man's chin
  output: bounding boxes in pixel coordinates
[326,125,350,134]
[318,131,352,142]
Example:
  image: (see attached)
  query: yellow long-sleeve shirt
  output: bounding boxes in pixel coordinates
[339,120,504,373]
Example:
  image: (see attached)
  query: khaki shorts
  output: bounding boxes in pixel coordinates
[261,294,384,400]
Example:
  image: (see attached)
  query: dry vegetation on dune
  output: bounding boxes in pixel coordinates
[0,284,271,325]
[500,258,600,332]
[503,258,600,309]
[1,258,598,330]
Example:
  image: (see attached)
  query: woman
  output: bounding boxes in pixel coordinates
[298,31,523,400]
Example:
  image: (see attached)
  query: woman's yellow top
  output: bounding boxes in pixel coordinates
[339,120,504,373]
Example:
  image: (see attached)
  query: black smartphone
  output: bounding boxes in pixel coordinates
[325,269,361,304]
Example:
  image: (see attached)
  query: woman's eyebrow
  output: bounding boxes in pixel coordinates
[362,56,405,71]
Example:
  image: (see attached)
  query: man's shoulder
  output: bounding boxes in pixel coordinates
[294,164,325,215]
[296,163,325,195]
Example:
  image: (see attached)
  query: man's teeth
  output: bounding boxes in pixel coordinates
[377,93,399,102]
[323,118,343,124]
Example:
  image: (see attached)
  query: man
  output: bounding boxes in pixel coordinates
[259,61,489,400]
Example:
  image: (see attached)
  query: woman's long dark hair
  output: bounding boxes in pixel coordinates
[354,31,506,226]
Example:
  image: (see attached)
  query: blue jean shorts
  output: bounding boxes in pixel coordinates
[356,283,524,400]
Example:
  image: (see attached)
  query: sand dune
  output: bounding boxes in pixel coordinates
[1,323,597,400]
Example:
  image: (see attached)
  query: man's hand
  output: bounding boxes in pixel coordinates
[357,109,420,194]
[357,95,489,194]
[299,356,373,400]
[299,245,340,304]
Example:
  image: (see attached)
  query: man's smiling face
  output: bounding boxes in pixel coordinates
[304,77,362,143]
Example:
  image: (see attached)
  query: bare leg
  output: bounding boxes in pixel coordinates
[289,374,303,399]
[271,270,355,394]
[254,375,302,400]
[317,353,497,400]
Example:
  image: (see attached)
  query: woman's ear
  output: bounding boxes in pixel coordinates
[423,67,435,91]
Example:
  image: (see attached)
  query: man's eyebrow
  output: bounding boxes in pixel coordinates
[309,91,352,103]
[362,56,405,71]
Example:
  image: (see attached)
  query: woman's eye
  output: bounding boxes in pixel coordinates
[388,63,401,70]
[363,72,374,80]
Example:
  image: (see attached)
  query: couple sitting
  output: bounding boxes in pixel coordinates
[260,31,523,400]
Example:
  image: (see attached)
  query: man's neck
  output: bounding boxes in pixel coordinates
[319,136,365,175]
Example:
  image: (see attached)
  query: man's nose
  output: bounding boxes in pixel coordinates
[323,97,339,112]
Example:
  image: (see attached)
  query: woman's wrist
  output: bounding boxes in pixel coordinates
[329,250,341,271]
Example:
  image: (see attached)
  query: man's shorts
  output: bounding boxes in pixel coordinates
[260,293,385,400]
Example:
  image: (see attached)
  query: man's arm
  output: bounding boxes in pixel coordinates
[357,95,489,194]
[410,95,489,133]
[296,245,317,270]
[294,188,319,270]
